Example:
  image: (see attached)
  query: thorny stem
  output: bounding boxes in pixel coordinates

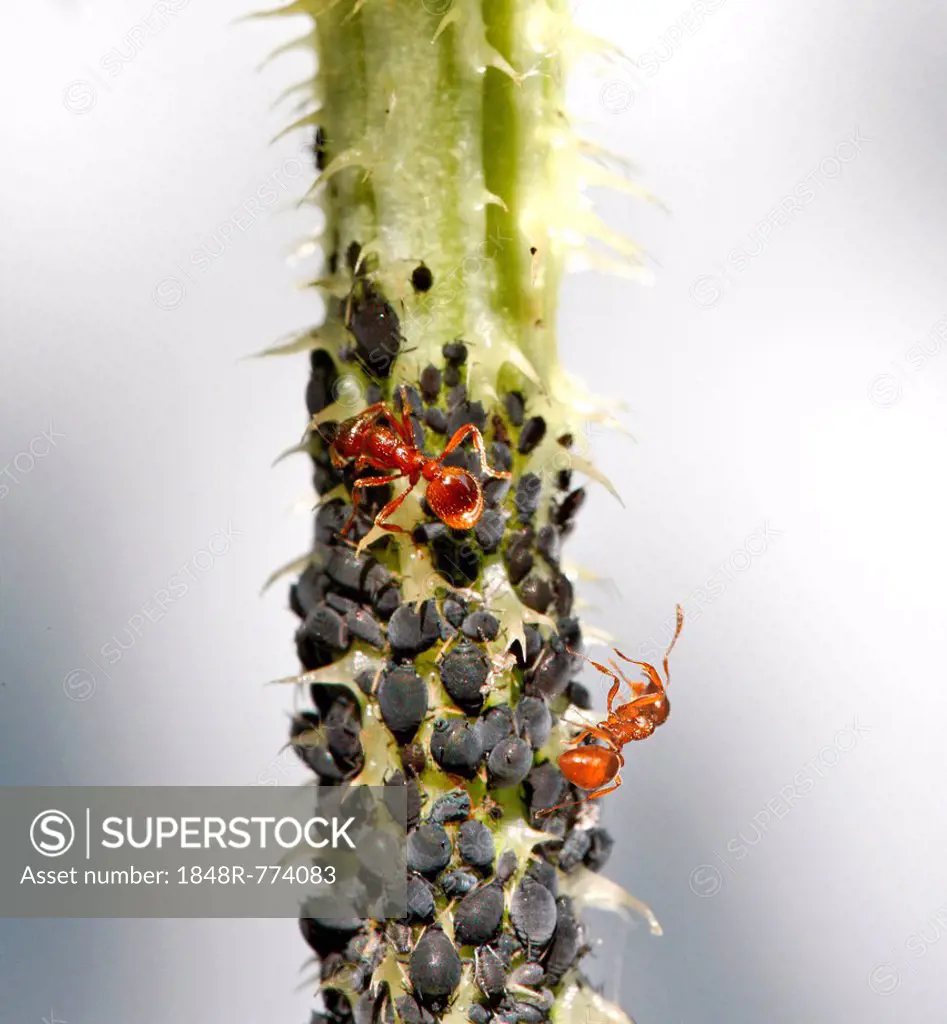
[258,2,658,1024]
[314,0,571,390]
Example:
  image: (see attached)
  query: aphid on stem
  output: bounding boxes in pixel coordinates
[539,605,684,816]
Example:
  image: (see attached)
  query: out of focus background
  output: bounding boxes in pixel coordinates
[2,0,946,1021]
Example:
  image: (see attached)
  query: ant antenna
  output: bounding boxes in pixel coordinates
[663,603,684,685]
[613,603,684,692]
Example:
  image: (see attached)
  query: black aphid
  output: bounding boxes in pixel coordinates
[584,828,615,871]
[442,598,467,628]
[376,665,428,743]
[524,763,569,820]
[325,699,363,772]
[406,823,452,877]
[348,287,402,378]
[442,340,468,365]
[496,932,522,964]
[439,641,491,713]
[556,828,592,873]
[564,679,592,710]
[313,126,327,171]
[439,869,479,899]
[514,697,552,751]
[387,601,442,659]
[474,508,506,553]
[297,603,350,664]
[535,525,559,568]
[457,819,495,872]
[420,364,442,402]
[430,718,484,778]
[461,611,500,642]
[412,264,434,292]
[525,858,557,898]
[405,874,437,923]
[487,735,533,789]
[424,406,448,434]
[509,1001,545,1023]
[387,923,413,955]
[508,963,544,987]
[553,487,586,534]
[469,1004,492,1024]
[517,416,547,455]
[394,996,425,1024]
[300,906,364,958]
[453,882,505,945]
[511,877,558,953]
[543,896,581,985]
[385,771,421,831]
[518,574,553,615]
[346,606,385,648]
[476,705,514,753]
[430,789,472,824]
[505,529,535,586]
[525,643,575,700]
[489,441,513,473]
[474,945,508,1004]
[496,850,518,884]
[504,390,525,426]
[410,927,462,1008]
[447,399,487,436]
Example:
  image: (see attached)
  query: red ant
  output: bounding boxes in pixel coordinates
[328,384,511,535]
[539,605,684,816]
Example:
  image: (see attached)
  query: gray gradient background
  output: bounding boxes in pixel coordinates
[1,0,945,1021]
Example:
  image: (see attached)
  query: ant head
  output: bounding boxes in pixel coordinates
[426,466,483,531]
[641,687,671,728]
[329,416,363,459]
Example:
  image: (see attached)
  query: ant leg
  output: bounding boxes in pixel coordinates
[605,676,622,715]
[354,455,396,473]
[565,723,615,747]
[585,774,623,802]
[357,477,417,535]
[353,402,391,421]
[342,473,406,536]
[536,798,584,818]
[393,384,416,444]
[613,651,664,693]
[625,691,664,714]
[321,401,390,436]
[568,647,627,714]
[609,657,650,703]
[536,802,571,818]
[437,423,511,480]
[536,770,624,818]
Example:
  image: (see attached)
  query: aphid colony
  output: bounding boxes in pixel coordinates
[293,279,683,1021]
[301,794,607,1016]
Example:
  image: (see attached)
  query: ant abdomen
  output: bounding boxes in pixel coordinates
[426,468,483,531]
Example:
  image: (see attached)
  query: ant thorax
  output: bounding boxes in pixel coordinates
[363,424,406,462]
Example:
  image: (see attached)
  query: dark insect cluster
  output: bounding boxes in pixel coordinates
[291,247,626,1024]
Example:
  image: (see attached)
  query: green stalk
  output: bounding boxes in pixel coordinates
[256,3,658,1024]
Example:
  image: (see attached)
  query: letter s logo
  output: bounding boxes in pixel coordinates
[30,810,76,857]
